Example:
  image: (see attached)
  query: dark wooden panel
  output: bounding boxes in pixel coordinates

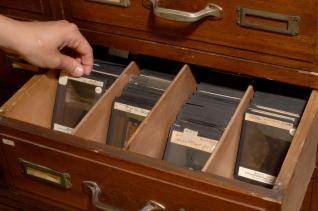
[0,0,54,20]
[300,178,313,211]
[0,52,34,91]
[0,203,19,211]
[0,188,68,210]
[0,146,6,188]
[0,0,46,14]
[0,51,35,107]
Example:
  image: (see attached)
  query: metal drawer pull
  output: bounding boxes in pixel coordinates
[89,0,130,7]
[144,0,223,22]
[140,200,165,211]
[83,181,122,211]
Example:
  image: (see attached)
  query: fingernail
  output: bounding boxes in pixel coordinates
[72,66,84,77]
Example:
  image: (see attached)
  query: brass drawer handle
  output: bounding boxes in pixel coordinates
[140,200,166,211]
[83,181,166,211]
[83,181,122,211]
[89,0,130,7]
[144,0,223,22]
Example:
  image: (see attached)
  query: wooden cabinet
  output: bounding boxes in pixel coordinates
[65,0,316,66]
[0,1,318,211]
[61,0,318,88]
[0,0,55,20]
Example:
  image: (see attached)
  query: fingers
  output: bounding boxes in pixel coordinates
[58,54,84,77]
[76,34,93,75]
[65,26,93,75]
[14,19,94,77]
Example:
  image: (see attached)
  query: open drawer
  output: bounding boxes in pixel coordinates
[0,59,317,210]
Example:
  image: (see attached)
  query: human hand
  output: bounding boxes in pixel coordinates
[0,17,93,77]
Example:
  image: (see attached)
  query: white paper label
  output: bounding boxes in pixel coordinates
[59,71,104,87]
[199,90,241,101]
[245,113,294,131]
[249,108,296,122]
[170,130,218,153]
[58,72,68,85]
[238,166,276,185]
[114,102,150,117]
[2,138,15,146]
[108,48,129,59]
[254,105,300,118]
[26,168,61,184]
[53,124,74,134]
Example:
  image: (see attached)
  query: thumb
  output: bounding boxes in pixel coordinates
[58,54,84,77]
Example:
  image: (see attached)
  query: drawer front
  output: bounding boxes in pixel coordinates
[64,0,316,66]
[0,0,53,20]
[0,135,270,211]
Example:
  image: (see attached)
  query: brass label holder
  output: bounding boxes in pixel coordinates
[237,7,300,36]
[19,158,72,189]
[89,0,130,7]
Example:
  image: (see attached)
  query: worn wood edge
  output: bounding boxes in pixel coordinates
[273,90,318,211]
[73,61,140,143]
[202,85,254,178]
[126,64,197,158]
[0,70,57,128]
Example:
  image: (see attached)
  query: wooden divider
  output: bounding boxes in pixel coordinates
[126,65,197,159]
[73,62,140,143]
[0,70,58,128]
[202,85,254,178]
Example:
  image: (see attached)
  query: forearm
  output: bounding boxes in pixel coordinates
[0,15,21,53]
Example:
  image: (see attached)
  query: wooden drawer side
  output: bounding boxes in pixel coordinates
[274,90,318,211]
